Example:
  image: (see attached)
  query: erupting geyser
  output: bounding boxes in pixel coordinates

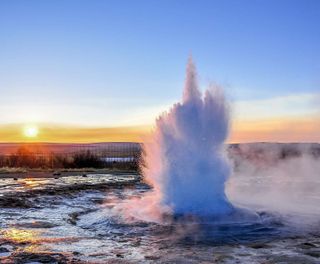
[140,58,235,218]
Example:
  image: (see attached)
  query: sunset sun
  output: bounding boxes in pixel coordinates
[23,126,39,138]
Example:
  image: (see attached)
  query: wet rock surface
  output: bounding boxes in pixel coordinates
[0,196,34,208]
[1,251,83,264]
[0,173,319,263]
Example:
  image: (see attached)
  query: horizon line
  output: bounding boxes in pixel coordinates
[0,141,318,145]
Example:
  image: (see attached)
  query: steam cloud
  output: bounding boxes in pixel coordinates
[116,58,235,222]
[115,59,320,228]
[227,143,320,225]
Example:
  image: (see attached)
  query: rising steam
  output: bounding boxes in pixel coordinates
[116,58,236,222]
[114,59,320,231]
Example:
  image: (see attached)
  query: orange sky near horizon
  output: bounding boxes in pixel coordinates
[0,124,149,143]
[230,116,320,143]
[0,116,319,144]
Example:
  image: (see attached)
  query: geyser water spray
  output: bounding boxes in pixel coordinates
[114,58,246,223]
[140,58,234,217]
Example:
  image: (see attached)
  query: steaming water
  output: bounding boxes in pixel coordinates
[143,58,233,217]
[116,58,251,223]
[1,171,319,263]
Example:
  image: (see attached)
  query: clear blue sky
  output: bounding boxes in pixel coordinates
[0,0,319,127]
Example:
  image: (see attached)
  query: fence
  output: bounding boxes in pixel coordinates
[0,142,142,169]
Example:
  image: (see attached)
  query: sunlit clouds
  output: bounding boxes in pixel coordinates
[233,93,319,121]
[228,92,320,142]
[0,124,149,143]
[230,116,320,143]
[0,92,318,143]
[0,96,171,127]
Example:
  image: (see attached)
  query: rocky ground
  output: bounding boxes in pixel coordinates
[0,174,319,263]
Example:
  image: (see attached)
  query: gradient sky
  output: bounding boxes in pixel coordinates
[0,0,319,142]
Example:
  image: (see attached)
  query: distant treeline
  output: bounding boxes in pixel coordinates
[0,143,319,171]
[0,147,140,170]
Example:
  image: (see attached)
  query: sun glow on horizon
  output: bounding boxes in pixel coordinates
[0,117,316,143]
[23,125,39,138]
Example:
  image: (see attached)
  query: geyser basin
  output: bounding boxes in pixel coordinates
[1,147,319,263]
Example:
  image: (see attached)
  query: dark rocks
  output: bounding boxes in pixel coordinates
[249,242,272,249]
[2,252,69,264]
[266,254,318,264]
[111,249,126,258]
[0,246,11,258]
[213,253,235,262]
[304,250,320,258]
[0,176,139,209]
[145,255,161,260]
[14,220,59,229]
[67,209,98,225]
[0,196,33,208]
[90,197,105,204]
[0,247,9,253]
[298,242,318,249]
[53,171,61,176]
[68,212,80,225]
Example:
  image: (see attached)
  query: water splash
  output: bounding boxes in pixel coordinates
[131,58,235,220]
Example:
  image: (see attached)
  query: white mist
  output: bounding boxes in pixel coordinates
[141,58,234,216]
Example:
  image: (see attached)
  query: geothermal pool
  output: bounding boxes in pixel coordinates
[0,172,319,263]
